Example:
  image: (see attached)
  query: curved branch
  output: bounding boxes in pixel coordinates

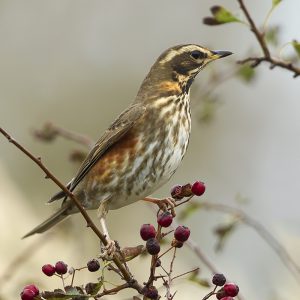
[237,0,300,78]
[0,127,142,293]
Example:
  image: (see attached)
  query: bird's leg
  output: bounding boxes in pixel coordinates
[143,197,176,217]
[97,202,116,258]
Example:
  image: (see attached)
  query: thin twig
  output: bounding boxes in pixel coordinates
[95,282,130,298]
[236,0,300,77]
[172,267,200,281]
[34,122,95,149]
[0,127,142,293]
[238,56,300,77]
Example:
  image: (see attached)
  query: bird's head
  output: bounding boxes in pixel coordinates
[157,44,232,78]
[136,44,232,101]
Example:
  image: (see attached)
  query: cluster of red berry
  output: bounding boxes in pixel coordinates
[139,181,206,299]
[212,273,239,300]
[20,181,206,300]
[20,259,101,300]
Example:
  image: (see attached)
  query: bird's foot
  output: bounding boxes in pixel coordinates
[99,239,117,260]
[143,197,176,217]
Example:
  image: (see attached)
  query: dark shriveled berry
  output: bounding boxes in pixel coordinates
[170,185,183,199]
[55,261,68,275]
[174,225,190,242]
[157,211,173,227]
[171,238,184,248]
[20,289,35,300]
[140,224,156,241]
[143,285,158,299]
[23,284,39,296]
[146,238,160,255]
[212,273,226,286]
[42,264,56,276]
[191,181,206,196]
[220,297,234,300]
[181,183,193,197]
[224,283,239,297]
[87,259,100,272]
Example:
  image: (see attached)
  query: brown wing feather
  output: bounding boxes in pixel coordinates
[49,104,146,202]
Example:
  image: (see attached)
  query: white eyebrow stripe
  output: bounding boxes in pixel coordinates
[159,45,211,64]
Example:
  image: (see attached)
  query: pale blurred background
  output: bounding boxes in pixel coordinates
[1,0,300,299]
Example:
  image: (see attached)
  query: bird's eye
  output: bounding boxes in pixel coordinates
[190,50,206,60]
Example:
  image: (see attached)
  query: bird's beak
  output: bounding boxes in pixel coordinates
[210,50,233,60]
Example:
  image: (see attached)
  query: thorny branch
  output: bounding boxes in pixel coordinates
[0,127,142,294]
[237,0,300,77]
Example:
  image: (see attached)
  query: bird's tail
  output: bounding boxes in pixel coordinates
[22,203,72,238]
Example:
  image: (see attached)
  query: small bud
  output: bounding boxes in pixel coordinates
[224,283,239,297]
[42,264,56,276]
[87,259,100,272]
[212,273,226,286]
[155,259,161,267]
[157,211,173,227]
[174,225,190,242]
[140,224,156,241]
[146,238,160,255]
[191,181,206,196]
[55,261,68,275]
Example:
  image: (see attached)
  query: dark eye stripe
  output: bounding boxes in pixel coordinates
[190,50,207,60]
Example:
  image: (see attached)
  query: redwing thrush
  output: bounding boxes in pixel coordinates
[24,44,232,241]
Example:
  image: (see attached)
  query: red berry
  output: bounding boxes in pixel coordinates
[23,284,39,296]
[20,289,35,300]
[170,185,183,199]
[224,283,239,297]
[174,225,190,242]
[87,259,100,272]
[220,297,234,300]
[42,264,56,276]
[140,224,156,241]
[146,238,160,255]
[191,181,206,196]
[212,273,226,286]
[143,285,158,299]
[55,261,68,275]
[157,211,173,227]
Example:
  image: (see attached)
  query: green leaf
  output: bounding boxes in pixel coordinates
[265,26,280,46]
[214,221,238,252]
[203,6,241,26]
[85,282,103,296]
[42,287,89,300]
[188,270,210,288]
[211,6,241,24]
[272,0,282,8]
[237,65,256,83]
[292,40,300,58]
